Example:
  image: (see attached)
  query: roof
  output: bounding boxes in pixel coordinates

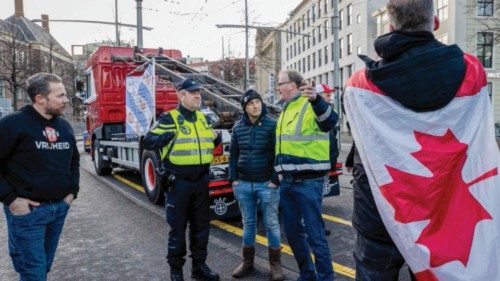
[4,15,71,58]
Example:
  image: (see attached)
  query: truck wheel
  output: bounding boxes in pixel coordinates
[141,150,164,205]
[93,139,112,175]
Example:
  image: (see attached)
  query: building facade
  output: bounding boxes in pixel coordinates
[255,28,282,103]
[0,0,74,112]
[373,0,500,129]
[280,0,385,89]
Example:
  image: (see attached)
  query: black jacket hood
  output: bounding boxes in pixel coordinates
[361,30,466,112]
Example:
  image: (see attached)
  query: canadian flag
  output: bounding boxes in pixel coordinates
[344,54,500,281]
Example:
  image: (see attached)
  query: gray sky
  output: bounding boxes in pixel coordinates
[0,0,301,60]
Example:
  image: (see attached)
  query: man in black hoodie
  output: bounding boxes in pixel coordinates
[0,73,80,281]
[345,0,466,280]
[143,79,221,281]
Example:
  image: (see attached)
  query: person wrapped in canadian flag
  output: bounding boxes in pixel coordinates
[343,0,500,280]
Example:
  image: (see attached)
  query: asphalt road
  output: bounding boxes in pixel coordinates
[0,141,413,280]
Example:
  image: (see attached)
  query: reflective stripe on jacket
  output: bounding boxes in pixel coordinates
[275,96,330,173]
[160,109,215,165]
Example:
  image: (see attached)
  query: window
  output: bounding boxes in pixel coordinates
[487,82,493,101]
[307,10,311,27]
[302,15,306,29]
[294,62,297,71]
[0,80,4,98]
[339,10,343,31]
[318,25,322,43]
[325,73,329,84]
[298,19,301,33]
[325,46,329,63]
[302,39,305,51]
[331,0,334,8]
[286,47,289,60]
[312,4,316,22]
[324,0,327,15]
[299,60,302,72]
[324,20,328,39]
[318,0,321,17]
[313,29,317,44]
[331,16,335,35]
[357,46,362,54]
[298,39,301,54]
[477,32,493,68]
[313,53,316,69]
[477,0,494,17]
[347,34,353,55]
[303,58,306,72]
[347,4,352,25]
[331,43,335,61]
[346,64,353,79]
[437,0,448,21]
[339,38,344,58]
[308,55,311,71]
[339,67,344,90]
[308,34,311,49]
[294,42,297,57]
[437,34,448,44]
[319,49,322,66]
[357,14,361,24]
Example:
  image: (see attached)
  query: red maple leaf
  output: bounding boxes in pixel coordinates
[380,129,497,268]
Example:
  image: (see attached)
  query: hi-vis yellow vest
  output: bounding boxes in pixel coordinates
[275,96,330,173]
[160,109,214,165]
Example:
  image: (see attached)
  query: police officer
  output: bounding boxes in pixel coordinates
[275,70,338,281]
[143,79,220,281]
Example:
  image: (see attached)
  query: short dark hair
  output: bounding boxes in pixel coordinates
[387,0,434,32]
[281,69,303,88]
[26,72,62,102]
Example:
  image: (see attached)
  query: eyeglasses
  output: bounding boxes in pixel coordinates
[278,81,292,86]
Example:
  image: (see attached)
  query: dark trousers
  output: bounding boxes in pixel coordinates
[354,232,417,281]
[165,173,210,269]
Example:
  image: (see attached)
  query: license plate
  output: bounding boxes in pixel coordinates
[212,155,229,164]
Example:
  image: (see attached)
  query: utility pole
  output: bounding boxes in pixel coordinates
[221,36,225,79]
[332,0,341,150]
[115,0,120,47]
[244,0,249,90]
[136,0,143,48]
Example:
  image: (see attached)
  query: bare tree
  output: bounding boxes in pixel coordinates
[467,1,500,44]
[0,22,32,110]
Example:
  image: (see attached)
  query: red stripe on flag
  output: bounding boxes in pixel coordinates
[346,53,486,98]
[456,54,488,97]
[346,70,386,95]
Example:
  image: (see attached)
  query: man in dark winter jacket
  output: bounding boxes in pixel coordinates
[344,0,472,280]
[229,89,284,280]
[0,73,80,281]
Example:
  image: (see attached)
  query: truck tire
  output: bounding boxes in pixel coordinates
[141,150,164,204]
[93,139,112,175]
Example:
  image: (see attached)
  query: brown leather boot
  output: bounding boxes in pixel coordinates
[232,246,255,278]
[268,247,285,281]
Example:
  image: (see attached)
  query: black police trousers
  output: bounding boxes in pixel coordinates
[165,173,210,269]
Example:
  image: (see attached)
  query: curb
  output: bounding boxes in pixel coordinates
[81,161,299,280]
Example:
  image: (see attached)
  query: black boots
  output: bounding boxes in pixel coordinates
[191,262,220,281]
[268,247,285,281]
[170,268,184,281]
[232,246,255,278]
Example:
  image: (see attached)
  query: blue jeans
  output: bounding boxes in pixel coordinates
[354,232,417,281]
[3,200,70,281]
[233,180,281,248]
[280,177,334,281]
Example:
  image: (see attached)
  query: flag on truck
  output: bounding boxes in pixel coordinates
[344,55,500,280]
[125,62,155,136]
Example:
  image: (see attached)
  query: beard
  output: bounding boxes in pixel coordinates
[45,106,66,117]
